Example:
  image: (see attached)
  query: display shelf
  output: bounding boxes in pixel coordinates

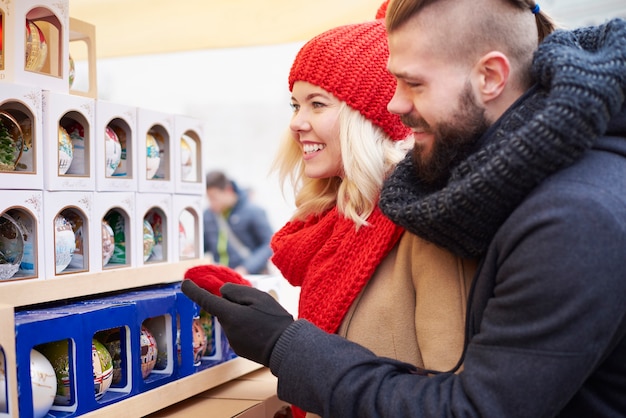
[0,259,202,308]
[0,259,264,417]
[81,357,261,418]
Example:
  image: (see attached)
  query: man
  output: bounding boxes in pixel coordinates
[203,170,273,275]
[184,0,626,416]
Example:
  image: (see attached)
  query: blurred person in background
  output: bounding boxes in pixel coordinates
[203,170,273,275]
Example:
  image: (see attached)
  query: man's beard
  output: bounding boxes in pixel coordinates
[402,84,490,188]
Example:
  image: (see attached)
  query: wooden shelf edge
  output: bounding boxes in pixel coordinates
[81,357,262,417]
[0,259,209,307]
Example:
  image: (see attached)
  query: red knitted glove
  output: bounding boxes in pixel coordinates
[184,264,251,296]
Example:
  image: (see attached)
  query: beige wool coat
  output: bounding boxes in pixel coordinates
[305,232,476,418]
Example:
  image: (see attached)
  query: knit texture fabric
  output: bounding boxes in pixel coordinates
[288,19,411,141]
[379,18,626,259]
[376,0,390,19]
[271,206,403,334]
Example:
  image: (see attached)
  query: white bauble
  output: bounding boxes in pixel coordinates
[30,349,56,418]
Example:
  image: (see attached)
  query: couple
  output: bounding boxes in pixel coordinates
[185,0,626,416]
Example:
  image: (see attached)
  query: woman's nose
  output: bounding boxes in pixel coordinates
[289,111,311,133]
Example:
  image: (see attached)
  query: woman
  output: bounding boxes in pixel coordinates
[185,7,476,418]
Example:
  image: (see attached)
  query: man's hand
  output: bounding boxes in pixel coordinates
[181,280,294,367]
[184,264,251,296]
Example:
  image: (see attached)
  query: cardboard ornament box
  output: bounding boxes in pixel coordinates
[173,115,206,196]
[94,100,138,192]
[43,190,96,277]
[137,109,174,194]
[0,0,70,94]
[0,84,44,190]
[42,91,95,191]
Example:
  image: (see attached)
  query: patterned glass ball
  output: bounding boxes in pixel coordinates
[140,326,158,379]
[0,212,24,280]
[146,133,161,180]
[30,349,56,418]
[57,126,74,175]
[180,136,193,180]
[25,20,48,72]
[142,220,155,262]
[102,221,115,266]
[36,340,71,406]
[192,317,208,365]
[105,127,122,177]
[54,214,76,274]
[92,339,113,400]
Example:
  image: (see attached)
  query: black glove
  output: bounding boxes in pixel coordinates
[181,280,294,367]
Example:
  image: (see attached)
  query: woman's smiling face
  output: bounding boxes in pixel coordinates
[289,81,343,179]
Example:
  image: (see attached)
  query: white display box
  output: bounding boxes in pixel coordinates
[247,275,285,303]
[135,193,173,266]
[42,91,95,191]
[94,192,136,272]
[69,17,97,99]
[43,191,96,278]
[0,0,70,94]
[173,115,206,195]
[0,191,44,282]
[137,108,174,194]
[95,100,137,192]
[172,194,204,262]
[94,100,138,192]
[0,84,44,190]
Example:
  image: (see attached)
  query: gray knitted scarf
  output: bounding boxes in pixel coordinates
[379,18,626,259]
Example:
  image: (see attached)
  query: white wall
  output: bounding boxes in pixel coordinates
[76,43,304,232]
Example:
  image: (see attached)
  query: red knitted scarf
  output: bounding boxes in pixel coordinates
[271,205,403,334]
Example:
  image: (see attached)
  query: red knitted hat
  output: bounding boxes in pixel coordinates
[288,18,411,141]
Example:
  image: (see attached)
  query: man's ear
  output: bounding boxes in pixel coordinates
[474,51,510,104]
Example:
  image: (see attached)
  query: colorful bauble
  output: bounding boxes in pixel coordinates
[142,219,155,262]
[54,214,76,274]
[64,211,85,271]
[110,126,128,177]
[140,326,158,379]
[104,127,122,177]
[30,349,56,418]
[178,220,195,259]
[192,317,208,365]
[145,133,161,180]
[95,329,123,386]
[25,20,48,72]
[36,340,71,406]
[102,220,115,266]
[144,211,163,261]
[104,211,126,265]
[180,136,193,181]
[10,117,32,172]
[0,110,24,172]
[57,126,74,175]
[64,122,86,175]
[92,339,113,400]
[144,321,168,371]
[0,351,7,412]
[198,310,215,357]
[0,212,24,280]
[9,210,35,275]
[69,54,75,88]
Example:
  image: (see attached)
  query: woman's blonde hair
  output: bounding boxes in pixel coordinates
[272,103,412,229]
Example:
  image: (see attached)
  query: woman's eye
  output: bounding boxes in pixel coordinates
[290,103,300,111]
[312,101,326,109]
